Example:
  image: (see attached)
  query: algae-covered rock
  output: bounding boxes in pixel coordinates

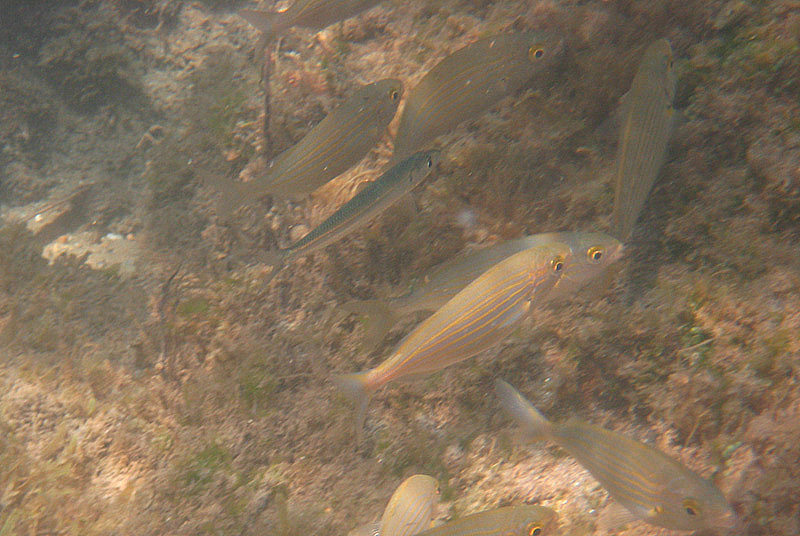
[37,2,145,111]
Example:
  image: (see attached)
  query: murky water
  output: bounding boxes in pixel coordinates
[0,1,798,534]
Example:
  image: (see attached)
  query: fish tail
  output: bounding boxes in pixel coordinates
[339,299,398,350]
[239,8,277,42]
[332,371,374,438]
[494,379,552,441]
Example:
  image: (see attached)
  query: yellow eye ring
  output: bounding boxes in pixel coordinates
[529,47,545,60]
[587,246,603,262]
[527,524,542,536]
[551,256,564,273]
[682,499,700,517]
[389,89,400,101]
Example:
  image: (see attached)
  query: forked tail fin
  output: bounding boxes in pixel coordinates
[239,8,277,42]
[494,379,552,442]
[332,371,373,440]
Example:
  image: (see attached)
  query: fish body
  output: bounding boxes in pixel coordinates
[348,474,439,536]
[380,474,439,536]
[333,241,572,432]
[342,232,623,348]
[240,0,382,42]
[612,39,677,240]
[495,380,737,532]
[392,31,563,161]
[216,79,402,216]
[413,505,557,536]
[263,150,440,267]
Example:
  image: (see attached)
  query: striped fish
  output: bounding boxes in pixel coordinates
[380,474,439,536]
[342,232,623,348]
[392,31,563,161]
[611,39,677,241]
[495,380,737,532]
[413,505,557,536]
[348,474,439,536]
[214,79,402,217]
[261,150,439,273]
[333,241,572,433]
[240,0,383,43]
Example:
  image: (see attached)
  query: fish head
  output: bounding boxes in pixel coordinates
[405,149,442,187]
[641,39,677,102]
[525,241,573,301]
[370,78,404,123]
[520,31,565,70]
[651,474,737,532]
[508,505,559,536]
[548,232,623,299]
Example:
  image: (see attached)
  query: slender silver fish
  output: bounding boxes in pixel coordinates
[342,232,623,348]
[348,474,439,536]
[495,380,737,532]
[611,39,677,240]
[392,31,563,161]
[261,150,440,271]
[240,0,383,43]
[214,79,402,216]
[413,505,558,536]
[333,241,572,433]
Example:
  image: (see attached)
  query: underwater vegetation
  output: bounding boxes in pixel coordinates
[36,3,146,111]
[0,0,799,535]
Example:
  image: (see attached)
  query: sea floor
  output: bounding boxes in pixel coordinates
[0,0,798,534]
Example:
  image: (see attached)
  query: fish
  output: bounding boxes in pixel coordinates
[260,150,440,275]
[611,38,677,241]
[495,380,737,532]
[412,505,558,536]
[392,31,564,161]
[348,474,439,536]
[333,241,573,434]
[213,79,402,217]
[240,0,383,43]
[342,232,624,349]
[380,474,439,536]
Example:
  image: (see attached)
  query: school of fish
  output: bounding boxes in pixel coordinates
[231,2,733,533]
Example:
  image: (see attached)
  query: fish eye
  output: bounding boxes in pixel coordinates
[426,157,433,168]
[682,499,700,517]
[389,89,400,101]
[527,523,542,536]
[551,256,564,273]
[587,246,603,262]
[529,47,545,60]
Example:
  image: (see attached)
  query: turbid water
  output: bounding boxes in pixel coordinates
[0,1,798,535]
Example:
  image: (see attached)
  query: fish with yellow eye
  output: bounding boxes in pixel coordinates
[496,380,737,532]
[412,505,557,536]
[210,79,402,217]
[333,241,573,434]
[392,31,564,161]
[341,232,623,349]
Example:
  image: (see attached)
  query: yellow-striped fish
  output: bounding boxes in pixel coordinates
[342,232,623,348]
[348,474,439,536]
[240,0,383,43]
[380,474,439,536]
[495,380,737,532]
[413,505,557,536]
[392,31,563,161]
[611,39,677,241]
[214,79,402,216]
[333,241,572,433]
